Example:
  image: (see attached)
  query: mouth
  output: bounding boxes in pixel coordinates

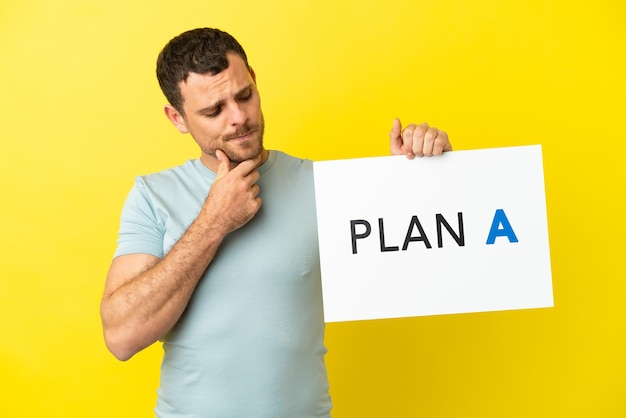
[226,128,257,142]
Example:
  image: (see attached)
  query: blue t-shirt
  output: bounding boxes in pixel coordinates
[115,151,331,417]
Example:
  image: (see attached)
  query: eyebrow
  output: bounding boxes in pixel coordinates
[195,84,253,115]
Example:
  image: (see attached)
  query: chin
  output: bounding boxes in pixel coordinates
[228,144,264,164]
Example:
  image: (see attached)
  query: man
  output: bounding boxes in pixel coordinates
[100,28,452,417]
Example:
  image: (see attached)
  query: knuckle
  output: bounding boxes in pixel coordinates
[425,128,438,141]
[414,126,428,138]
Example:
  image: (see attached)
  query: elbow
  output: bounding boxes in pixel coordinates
[103,327,139,362]
[100,300,163,361]
[108,346,135,362]
[101,302,145,361]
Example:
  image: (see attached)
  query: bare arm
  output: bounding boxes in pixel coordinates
[100,151,262,361]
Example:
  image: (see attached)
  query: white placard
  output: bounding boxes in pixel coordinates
[313,145,553,323]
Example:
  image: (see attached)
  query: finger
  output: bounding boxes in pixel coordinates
[422,126,439,156]
[389,117,403,155]
[251,183,261,198]
[402,124,417,159]
[231,154,263,179]
[432,130,452,155]
[410,123,429,157]
[215,149,231,180]
[246,180,263,213]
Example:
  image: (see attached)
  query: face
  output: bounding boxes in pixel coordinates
[165,53,267,171]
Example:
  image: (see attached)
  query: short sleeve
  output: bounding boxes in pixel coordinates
[113,177,166,259]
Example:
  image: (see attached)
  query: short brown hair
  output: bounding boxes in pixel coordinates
[156,28,249,114]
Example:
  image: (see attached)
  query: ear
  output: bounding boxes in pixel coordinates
[164,105,189,134]
[249,66,257,83]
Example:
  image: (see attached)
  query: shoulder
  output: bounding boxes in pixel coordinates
[136,159,210,193]
[259,151,315,196]
[139,159,202,183]
[268,150,313,174]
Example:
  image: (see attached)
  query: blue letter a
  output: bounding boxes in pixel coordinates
[486,209,519,245]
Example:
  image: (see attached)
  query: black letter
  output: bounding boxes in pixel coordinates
[402,215,432,250]
[379,218,400,252]
[350,220,371,254]
[436,212,465,248]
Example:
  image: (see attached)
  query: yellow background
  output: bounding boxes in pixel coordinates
[1,0,625,416]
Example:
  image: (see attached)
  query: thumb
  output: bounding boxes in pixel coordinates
[215,149,231,180]
[389,117,403,154]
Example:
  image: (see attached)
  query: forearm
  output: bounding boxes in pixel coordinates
[101,219,226,361]
[102,154,263,360]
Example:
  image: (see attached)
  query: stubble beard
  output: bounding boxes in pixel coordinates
[218,114,265,164]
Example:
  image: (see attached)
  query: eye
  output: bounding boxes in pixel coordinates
[205,106,222,118]
[236,88,253,102]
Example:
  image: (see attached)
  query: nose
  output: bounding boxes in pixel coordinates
[227,101,248,126]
